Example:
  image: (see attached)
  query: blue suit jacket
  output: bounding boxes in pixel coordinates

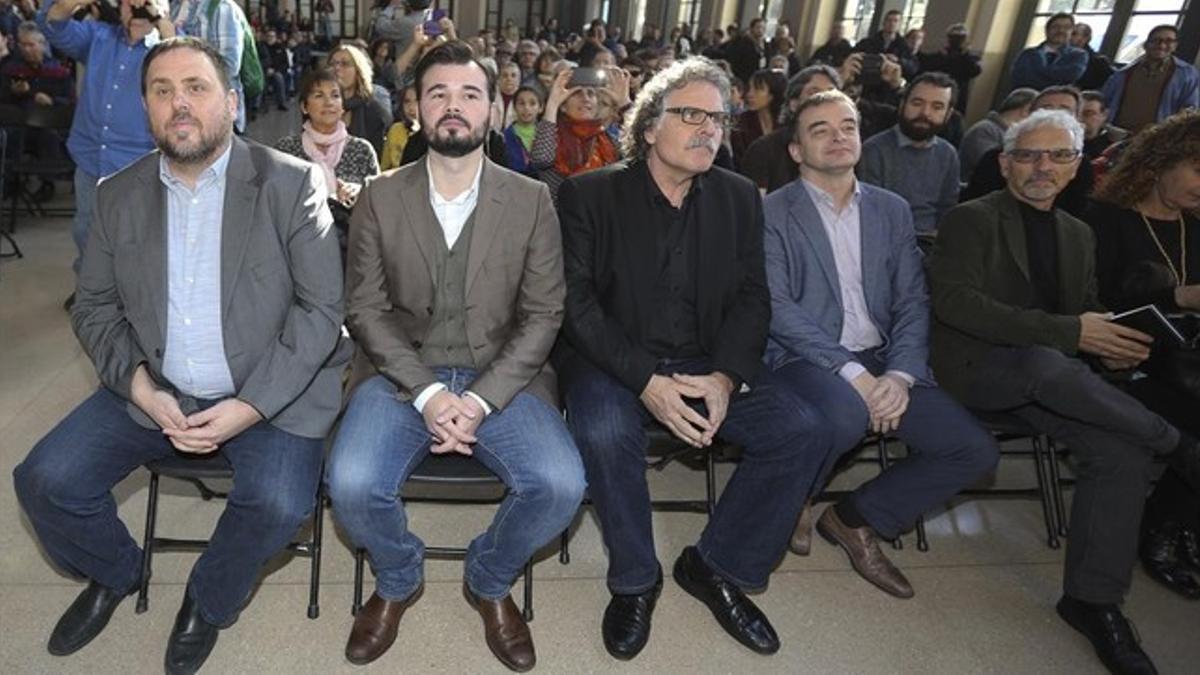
[762,179,933,384]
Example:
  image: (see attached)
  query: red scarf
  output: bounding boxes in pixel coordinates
[554,114,618,178]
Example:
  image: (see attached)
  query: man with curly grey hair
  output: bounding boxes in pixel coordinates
[928,109,1200,675]
[555,57,834,660]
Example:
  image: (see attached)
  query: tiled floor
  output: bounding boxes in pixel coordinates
[1,109,1198,674]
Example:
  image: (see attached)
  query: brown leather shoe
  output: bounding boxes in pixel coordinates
[345,587,423,665]
[789,501,815,556]
[463,583,536,672]
[816,507,914,599]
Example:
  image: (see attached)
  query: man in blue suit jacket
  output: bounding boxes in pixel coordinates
[762,90,998,599]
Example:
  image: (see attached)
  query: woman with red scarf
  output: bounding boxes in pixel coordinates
[530,67,630,202]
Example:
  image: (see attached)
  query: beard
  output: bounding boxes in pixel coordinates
[424,113,487,158]
[155,109,232,165]
[898,113,942,142]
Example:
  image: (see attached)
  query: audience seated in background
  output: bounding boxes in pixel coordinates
[502,84,542,175]
[380,83,418,170]
[928,108,1200,675]
[528,64,625,201]
[1069,22,1112,92]
[1010,13,1086,91]
[721,16,767,85]
[859,71,960,234]
[1101,24,1199,135]
[917,23,980,115]
[1085,111,1200,601]
[958,86,1036,182]
[730,67,785,163]
[809,21,851,68]
[1079,90,1126,160]
[0,21,73,109]
[739,64,839,195]
[275,67,380,257]
[327,43,392,157]
[853,9,917,78]
[763,90,998,599]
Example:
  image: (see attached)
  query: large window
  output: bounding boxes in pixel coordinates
[1116,0,1190,62]
[1024,0,1117,50]
[840,0,877,43]
[677,0,702,28]
[902,0,929,31]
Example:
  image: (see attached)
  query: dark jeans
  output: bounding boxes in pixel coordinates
[953,346,1181,604]
[1122,377,1200,532]
[13,388,324,626]
[774,350,999,538]
[560,354,833,594]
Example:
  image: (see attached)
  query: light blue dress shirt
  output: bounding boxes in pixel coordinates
[159,142,236,398]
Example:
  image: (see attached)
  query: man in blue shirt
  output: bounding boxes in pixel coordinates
[38,0,174,305]
[1010,12,1087,91]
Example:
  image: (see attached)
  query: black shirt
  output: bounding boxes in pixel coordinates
[638,162,703,359]
[1019,200,1061,312]
[1087,201,1200,312]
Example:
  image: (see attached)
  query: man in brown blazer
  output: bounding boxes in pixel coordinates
[928,109,1200,675]
[325,42,584,672]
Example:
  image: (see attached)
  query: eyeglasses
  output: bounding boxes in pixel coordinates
[329,58,355,68]
[1006,148,1081,164]
[1147,37,1177,46]
[665,106,731,127]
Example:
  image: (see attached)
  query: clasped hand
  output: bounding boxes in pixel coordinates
[423,390,484,456]
[640,372,734,448]
[851,372,910,434]
[130,366,263,453]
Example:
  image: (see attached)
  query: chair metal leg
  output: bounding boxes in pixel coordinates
[875,436,904,551]
[915,515,929,552]
[0,229,20,259]
[704,448,717,516]
[352,548,365,616]
[522,559,533,622]
[1031,436,1061,549]
[1046,439,1068,537]
[136,472,160,614]
[558,529,570,565]
[306,490,325,620]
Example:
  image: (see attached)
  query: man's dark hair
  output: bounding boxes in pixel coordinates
[884,9,902,19]
[1046,12,1074,28]
[1034,84,1082,111]
[413,40,497,102]
[141,36,231,96]
[902,71,957,109]
[1148,24,1178,41]
[998,87,1038,113]
[786,65,842,101]
[1080,89,1106,109]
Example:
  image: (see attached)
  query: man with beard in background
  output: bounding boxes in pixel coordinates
[858,71,959,234]
[326,41,584,671]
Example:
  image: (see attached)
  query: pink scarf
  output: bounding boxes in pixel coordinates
[301,120,349,197]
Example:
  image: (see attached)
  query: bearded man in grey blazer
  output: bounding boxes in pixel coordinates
[326,42,584,672]
[13,37,349,675]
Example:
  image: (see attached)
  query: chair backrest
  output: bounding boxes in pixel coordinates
[23,104,75,132]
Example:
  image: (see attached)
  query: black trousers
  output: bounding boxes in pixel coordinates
[952,346,1180,604]
[1121,377,1200,532]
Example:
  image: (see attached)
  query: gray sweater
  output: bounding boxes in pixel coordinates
[958,112,1006,183]
[858,126,961,234]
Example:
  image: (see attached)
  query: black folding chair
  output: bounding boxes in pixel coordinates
[136,453,326,619]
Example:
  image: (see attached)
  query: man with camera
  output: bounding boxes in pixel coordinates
[37,0,174,308]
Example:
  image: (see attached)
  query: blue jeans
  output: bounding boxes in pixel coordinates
[775,350,1000,538]
[326,371,586,600]
[12,388,324,626]
[71,167,99,274]
[559,355,834,594]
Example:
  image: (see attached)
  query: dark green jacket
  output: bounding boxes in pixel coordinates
[927,189,1104,397]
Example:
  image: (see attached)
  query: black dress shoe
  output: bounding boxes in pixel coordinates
[602,572,662,660]
[165,590,220,675]
[1140,522,1200,599]
[48,580,131,656]
[1056,596,1158,675]
[672,547,779,655]
[1179,526,1200,572]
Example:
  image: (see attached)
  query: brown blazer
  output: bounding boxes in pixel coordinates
[344,157,564,409]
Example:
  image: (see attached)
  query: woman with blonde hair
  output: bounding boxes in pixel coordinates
[327,43,393,156]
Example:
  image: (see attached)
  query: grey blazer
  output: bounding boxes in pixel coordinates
[71,137,353,438]
[762,178,933,384]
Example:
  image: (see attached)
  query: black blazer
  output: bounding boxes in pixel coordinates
[556,160,771,394]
